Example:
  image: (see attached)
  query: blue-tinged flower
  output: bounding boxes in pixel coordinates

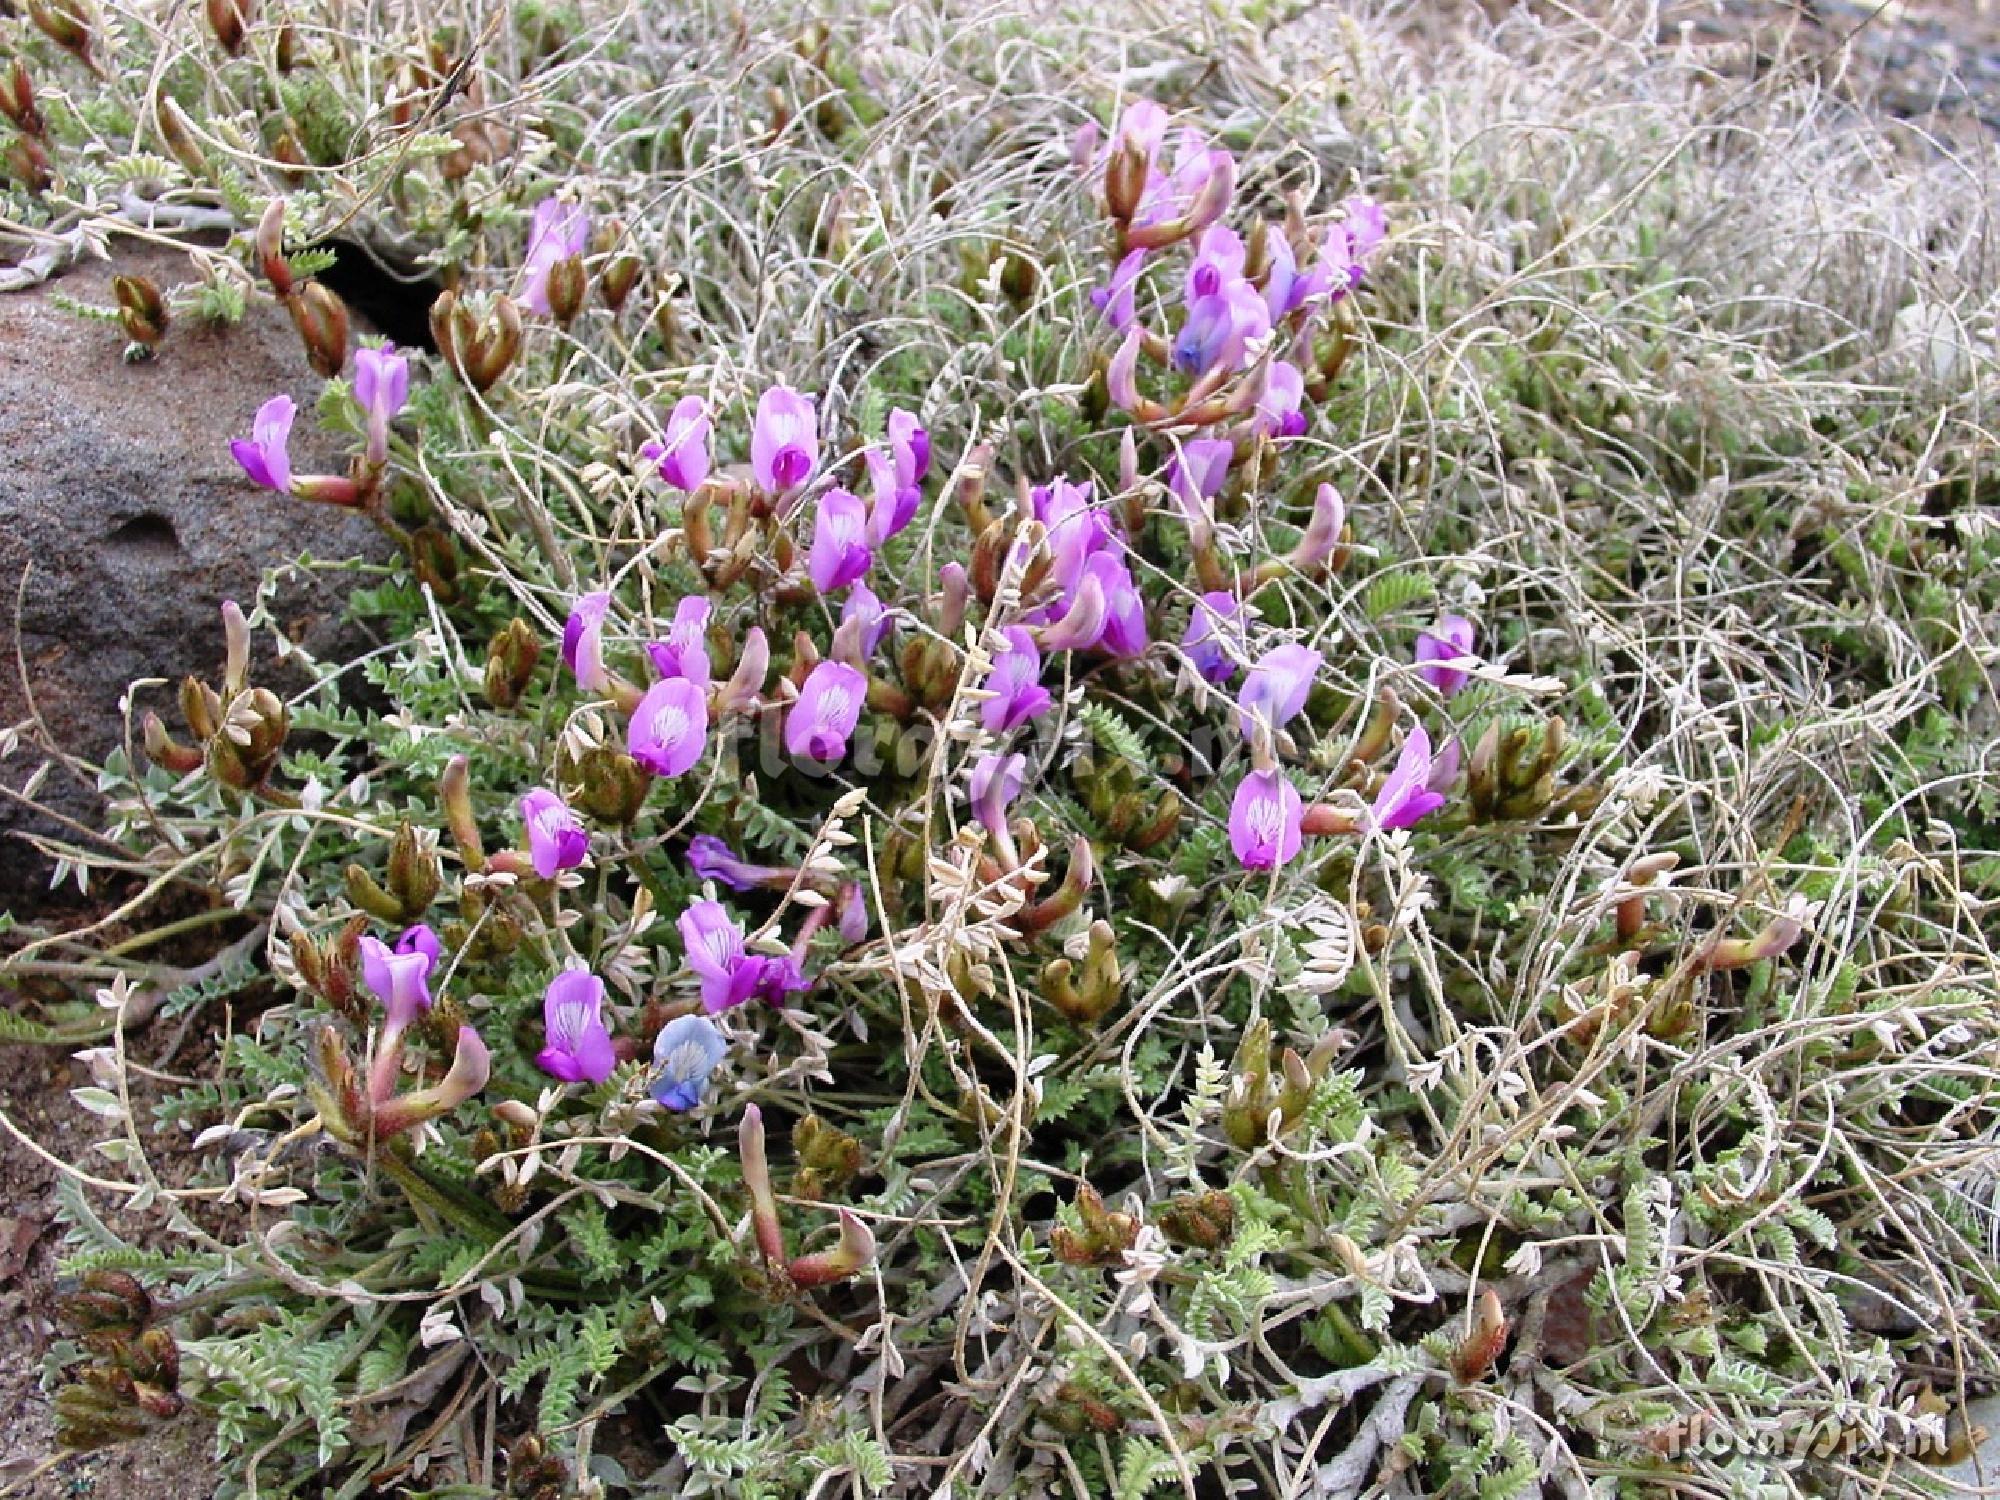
[1090,247,1148,332]
[650,1013,727,1111]
[1236,643,1322,743]
[1172,280,1270,377]
[519,787,588,879]
[688,833,790,892]
[1181,591,1242,685]
[535,969,617,1084]
[645,595,713,685]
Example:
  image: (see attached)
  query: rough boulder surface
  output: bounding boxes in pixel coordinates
[0,242,388,907]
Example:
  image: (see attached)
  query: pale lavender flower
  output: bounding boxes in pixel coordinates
[230,394,296,492]
[1184,223,1246,305]
[520,197,590,317]
[842,583,893,659]
[536,969,617,1084]
[645,596,713,685]
[1114,98,1169,161]
[1343,195,1387,270]
[1236,643,1323,742]
[809,487,873,593]
[751,385,818,493]
[1107,327,1143,411]
[688,833,788,892]
[1291,483,1346,571]
[679,899,763,1013]
[1253,361,1307,439]
[641,395,712,492]
[968,752,1025,840]
[561,591,614,694]
[1414,615,1477,699]
[888,408,930,487]
[1371,724,1447,831]
[352,344,410,467]
[519,787,588,879]
[1230,768,1303,870]
[1181,591,1242,685]
[1090,247,1148,332]
[650,1013,727,1111]
[786,661,866,763]
[1167,437,1233,547]
[981,627,1052,734]
[1261,224,1304,320]
[1171,279,1270,377]
[628,676,708,777]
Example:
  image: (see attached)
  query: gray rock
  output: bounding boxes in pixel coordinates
[0,241,390,908]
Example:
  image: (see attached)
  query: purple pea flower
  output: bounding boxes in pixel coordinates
[1114,98,1169,161]
[888,408,930,487]
[1236,643,1323,742]
[1107,327,1144,412]
[968,752,1025,841]
[1168,437,1233,548]
[535,969,618,1084]
[981,627,1053,734]
[1090,247,1149,332]
[1181,591,1242,685]
[1261,225,1304,320]
[561,591,614,694]
[862,448,919,546]
[786,661,866,763]
[1343,194,1387,271]
[650,1013,727,1111]
[752,385,818,494]
[352,344,410,467]
[1371,725,1448,831]
[808,487,873,593]
[1034,478,1117,605]
[688,833,788,892]
[360,925,439,1034]
[1414,615,1477,699]
[519,787,589,879]
[628,676,709,777]
[1171,279,1271,377]
[750,951,810,1007]
[646,596,713,685]
[230,394,296,492]
[842,583,893,659]
[1254,361,1307,440]
[520,197,590,317]
[641,395,712,492]
[1230,768,1304,870]
[1184,223,1246,305]
[1087,552,1149,658]
[679,899,764,1013]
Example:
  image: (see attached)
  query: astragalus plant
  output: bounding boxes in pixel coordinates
[3,0,1999,1496]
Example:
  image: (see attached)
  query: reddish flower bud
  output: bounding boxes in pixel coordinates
[287,280,349,377]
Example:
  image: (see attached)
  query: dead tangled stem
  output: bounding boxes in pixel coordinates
[4,0,2000,1495]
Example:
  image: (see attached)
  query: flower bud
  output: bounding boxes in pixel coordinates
[1451,1288,1510,1383]
[205,0,250,54]
[1103,138,1147,223]
[274,21,299,71]
[569,745,651,824]
[545,253,586,327]
[1,61,45,139]
[142,712,203,774]
[738,1103,787,1267]
[179,675,219,741]
[482,618,542,709]
[438,754,484,872]
[464,295,523,392]
[256,199,293,297]
[1049,1183,1138,1265]
[1220,1017,1275,1150]
[1018,834,1093,934]
[368,1026,490,1140]
[1156,1190,1235,1251]
[112,274,168,347]
[5,136,53,193]
[788,1208,878,1288]
[386,820,441,918]
[27,0,93,66]
[407,525,460,604]
[287,280,349,377]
